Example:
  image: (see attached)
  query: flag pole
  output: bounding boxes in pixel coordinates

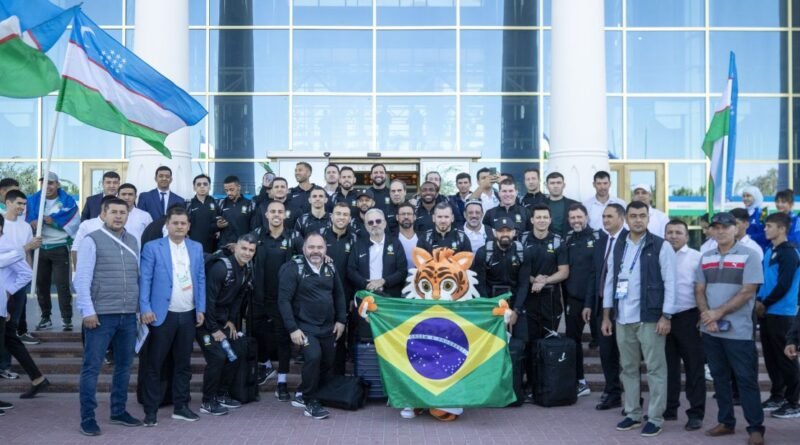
[30,109,61,302]
[720,138,727,212]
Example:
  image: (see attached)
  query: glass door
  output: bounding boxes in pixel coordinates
[610,162,667,211]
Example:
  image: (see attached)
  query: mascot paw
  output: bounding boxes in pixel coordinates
[429,408,459,422]
[492,299,513,324]
[358,296,378,319]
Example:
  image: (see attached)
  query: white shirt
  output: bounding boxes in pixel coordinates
[158,190,172,214]
[463,223,488,254]
[701,234,763,263]
[673,244,702,313]
[168,239,195,312]
[369,236,385,281]
[583,195,626,231]
[72,218,103,252]
[125,207,153,242]
[647,207,670,238]
[398,232,418,267]
[1,216,33,253]
[479,191,499,212]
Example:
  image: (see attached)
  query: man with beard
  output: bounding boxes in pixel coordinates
[483,179,530,236]
[563,203,599,399]
[328,167,360,213]
[323,164,339,197]
[278,233,347,420]
[351,189,375,239]
[396,202,418,267]
[252,177,304,232]
[368,163,391,213]
[217,176,254,254]
[386,179,407,234]
[289,162,316,205]
[460,200,493,254]
[414,181,440,233]
[417,203,471,254]
[450,172,472,225]
[251,200,301,395]
[295,187,330,237]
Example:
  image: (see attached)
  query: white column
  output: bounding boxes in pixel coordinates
[548,0,608,202]
[127,0,192,198]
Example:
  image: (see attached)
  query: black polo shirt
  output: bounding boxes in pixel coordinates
[186,196,218,253]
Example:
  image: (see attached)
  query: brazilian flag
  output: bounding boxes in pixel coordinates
[359,291,516,408]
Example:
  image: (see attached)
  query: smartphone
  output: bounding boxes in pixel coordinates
[717,319,731,332]
[489,167,497,176]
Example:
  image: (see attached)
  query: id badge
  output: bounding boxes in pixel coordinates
[615,279,629,300]
[177,267,193,292]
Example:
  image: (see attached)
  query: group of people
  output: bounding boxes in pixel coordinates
[0,162,798,445]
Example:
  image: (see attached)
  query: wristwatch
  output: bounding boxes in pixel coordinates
[662,313,673,320]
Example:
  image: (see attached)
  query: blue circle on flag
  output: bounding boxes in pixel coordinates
[406,317,469,380]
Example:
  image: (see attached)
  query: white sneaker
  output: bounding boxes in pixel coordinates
[704,364,713,382]
[400,408,418,419]
[0,369,19,380]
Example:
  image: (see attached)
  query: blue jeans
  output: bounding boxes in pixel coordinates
[79,313,137,422]
[703,334,765,435]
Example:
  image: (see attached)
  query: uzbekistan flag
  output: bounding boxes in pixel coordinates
[0,0,74,98]
[703,51,738,213]
[360,291,515,408]
[56,11,207,159]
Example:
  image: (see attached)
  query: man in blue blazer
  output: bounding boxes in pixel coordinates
[139,205,206,426]
[137,166,185,221]
[81,171,120,221]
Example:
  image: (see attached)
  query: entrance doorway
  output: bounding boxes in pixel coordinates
[610,162,667,211]
[81,162,127,204]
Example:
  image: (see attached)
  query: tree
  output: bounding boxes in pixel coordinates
[734,168,778,198]
[0,163,38,195]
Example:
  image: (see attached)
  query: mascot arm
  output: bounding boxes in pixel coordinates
[492,299,513,324]
[358,296,378,319]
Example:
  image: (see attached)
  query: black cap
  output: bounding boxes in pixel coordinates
[493,217,514,230]
[710,212,737,227]
[356,189,374,200]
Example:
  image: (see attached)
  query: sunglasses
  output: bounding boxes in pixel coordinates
[366,219,383,226]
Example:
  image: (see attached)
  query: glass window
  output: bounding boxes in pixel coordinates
[461,96,537,159]
[46,162,80,199]
[793,32,800,94]
[293,30,372,93]
[59,0,122,26]
[710,32,787,94]
[606,31,622,93]
[293,96,372,152]
[0,162,38,195]
[0,98,38,159]
[43,97,122,159]
[627,98,706,160]
[293,0,373,26]
[377,0,455,26]
[377,96,456,152]
[710,0,786,27]
[460,31,537,93]
[460,0,536,26]
[668,163,706,198]
[377,31,456,93]
[125,30,134,49]
[208,96,289,158]
[128,0,204,25]
[210,30,289,92]
[208,162,265,197]
[627,0,704,27]
[211,0,290,26]
[732,97,787,161]
[627,32,704,93]
[189,30,206,92]
[734,163,788,199]
[607,96,622,159]
[543,0,621,27]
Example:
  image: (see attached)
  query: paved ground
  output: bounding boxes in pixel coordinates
[1,392,796,444]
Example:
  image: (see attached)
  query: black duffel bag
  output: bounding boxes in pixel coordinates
[316,375,369,411]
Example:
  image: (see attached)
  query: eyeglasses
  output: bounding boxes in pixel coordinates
[366,219,383,226]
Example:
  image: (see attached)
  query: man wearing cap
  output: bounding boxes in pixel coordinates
[701,208,763,263]
[696,212,765,444]
[416,202,472,254]
[631,184,669,238]
[351,189,376,239]
[460,199,493,254]
[26,172,80,332]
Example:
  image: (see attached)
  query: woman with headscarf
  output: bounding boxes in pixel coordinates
[741,185,768,249]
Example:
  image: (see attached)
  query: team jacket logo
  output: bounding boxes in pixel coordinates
[387,244,395,255]
[209,203,215,210]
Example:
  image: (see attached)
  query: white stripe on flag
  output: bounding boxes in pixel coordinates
[62,41,187,135]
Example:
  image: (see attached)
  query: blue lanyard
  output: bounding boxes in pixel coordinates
[621,238,644,275]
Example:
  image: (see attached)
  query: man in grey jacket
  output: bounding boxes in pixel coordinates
[74,198,142,436]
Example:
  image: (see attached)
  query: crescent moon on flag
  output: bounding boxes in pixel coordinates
[80,26,95,39]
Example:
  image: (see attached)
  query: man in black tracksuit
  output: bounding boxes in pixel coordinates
[217,176,254,253]
[186,174,219,253]
[417,202,472,254]
[294,187,331,237]
[563,203,598,398]
[196,235,255,416]
[483,179,530,236]
[251,200,301,398]
[278,233,347,420]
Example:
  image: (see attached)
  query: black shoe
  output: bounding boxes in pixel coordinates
[596,397,621,410]
[17,333,40,345]
[109,412,143,427]
[80,419,102,436]
[304,399,329,420]
[103,350,114,365]
[762,396,786,412]
[0,400,14,410]
[172,406,200,422]
[20,378,50,399]
[143,413,158,427]
[258,367,277,385]
[291,393,306,409]
[62,319,73,332]
[663,411,678,421]
[36,317,52,331]
[685,418,703,431]
[640,422,662,437]
[200,400,228,416]
[616,417,642,431]
[275,383,291,402]
[215,393,242,409]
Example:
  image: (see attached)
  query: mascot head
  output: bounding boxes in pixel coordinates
[402,247,480,301]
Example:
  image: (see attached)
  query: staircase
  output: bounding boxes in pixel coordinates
[4,331,773,393]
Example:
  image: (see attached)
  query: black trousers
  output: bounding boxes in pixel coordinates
[254,302,291,374]
[0,318,42,381]
[35,246,73,320]
[143,311,195,414]
[563,294,586,380]
[760,314,800,404]
[250,302,274,365]
[196,329,246,403]
[300,331,335,400]
[666,308,706,420]
[524,286,562,389]
[596,314,622,398]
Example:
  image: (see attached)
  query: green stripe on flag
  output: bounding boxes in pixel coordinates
[56,77,173,158]
[702,107,730,157]
[0,36,60,98]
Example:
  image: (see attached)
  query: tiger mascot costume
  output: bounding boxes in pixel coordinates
[358,247,512,422]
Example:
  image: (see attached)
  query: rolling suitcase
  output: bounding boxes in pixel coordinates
[229,336,260,404]
[533,287,577,407]
[353,342,386,401]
